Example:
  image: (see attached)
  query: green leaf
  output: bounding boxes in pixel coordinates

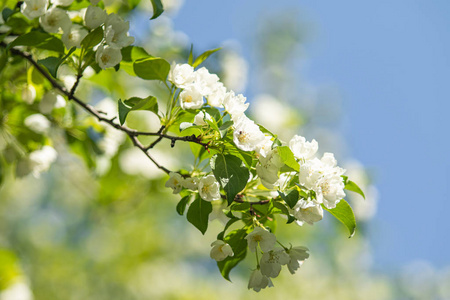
[8,31,64,53]
[121,46,149,62]
[345,180,365,199]
[217,229,248,281]
[322,200,356,238]
[217,217,240,240]
[2,8,14,22]
[212,154,250,205]
[176,195,190,215]
[118,96,158,125]
[81,26,103,49]
[277,146,300,172]
[186,196,212,234]
[192,47,221,68]
[37,56,61,78]
[188,44,194,65]
[278,189,299,209]
[150,0,164,19]
[219,120,233,138]
[133,57,170,81]
[0,52,8,72]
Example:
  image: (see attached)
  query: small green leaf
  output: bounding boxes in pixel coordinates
[121,46,150,62]
[118,96,158,125]
[2,8,14,22]
[37,56,61,78]
[278,189,299,209]
[188,44,194,65]
[8,31,64,53]
[345,180,365,199]
[277,146,300,172]
[219,120,233,138]
[217,217,240,240]
[192,47,221,68]
[186,196,212,234]
[81,26,103,49]
[133,57,170,81]
[176,195,190,215]
[217,229,248,281]
[212,154,250,205]
[322,200,356,238]
[150,0,164,19]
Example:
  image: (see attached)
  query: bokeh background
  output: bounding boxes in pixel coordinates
[1,0,450,299]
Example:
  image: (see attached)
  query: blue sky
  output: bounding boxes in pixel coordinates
[170,0,450,270]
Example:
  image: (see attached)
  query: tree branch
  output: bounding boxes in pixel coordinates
[0,42,210,175]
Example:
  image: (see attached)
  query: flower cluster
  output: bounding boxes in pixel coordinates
[20,0,134,69]
[164,62,355,291]
[245,227,309,292]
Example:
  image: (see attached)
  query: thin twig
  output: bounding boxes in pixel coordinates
[1,42,213,174]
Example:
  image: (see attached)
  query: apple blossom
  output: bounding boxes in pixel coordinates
[292,199,323,225]
[24,114,51,134]
[198,175,221,201]
[286,246,309,275]
[84,5,107,29]
[233,115,266,152]
[248,269,273,292]
[39,8,71,33]
[21,0,48,20]
[193,111,212,126]
[62,24,88,49]
[210,240,234,261]
[260,249,290,278]
[168,63,195,88]
[289,135,318,161]
[223,91,249,120]
[39,90,66,114]
[193,67,220,96]
[29,146,58,178]
[179,86,204,110]
[245,227,276,252]
[96,45,122,69]
[165,172,184,194]
[183,177,199,190]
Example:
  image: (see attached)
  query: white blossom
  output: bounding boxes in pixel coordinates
[289,135,318,161]
[210,240,234,261]
[256,148,283,189]
[256,135,273,158]
[183,177,199,190]
[168,63,195,88]
[39,90,66,114]
[292,199,323,225]
[24,114,51,134]
[299,153,346,209]
[233,115,266,152]
[179,86,204,110]
[95,45,122,69]
[198,174,221,201]
[21,0,48,20]
[39,7,71,33]
[84,5,107,29]
[286,246,309,274]
[193,111,212,126]
[193,67,220,96]
[165,172,184,194]
[62,24,88,48]
[260,249,290,278]
[245,227,276,253]
[29,145,57,178]
[206,82,226,107]
[223,91,249,121]
[104,13,134,48]
[53,0,74,6]
[248,269,273,292]
[21,85,36,104]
